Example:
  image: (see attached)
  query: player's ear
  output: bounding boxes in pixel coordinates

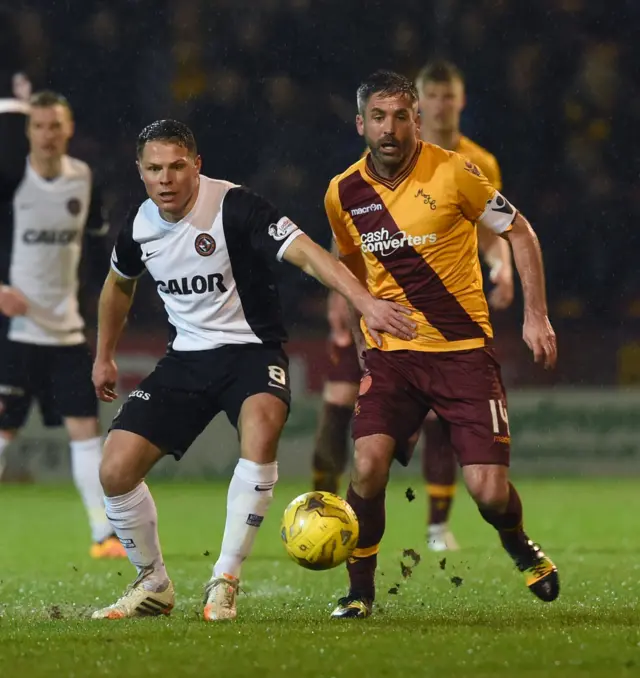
[414,111,421,139]
[136,160,143,181]
[356,114,365,137]
[194,155,202,172]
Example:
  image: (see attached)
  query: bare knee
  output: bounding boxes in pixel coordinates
[100,449,141,497]
[323,381,358,408]
[99,431,162,497]
[239,394,288,464]
[65,416,100,441]
[351,435,394,498]
[463,464,509,511]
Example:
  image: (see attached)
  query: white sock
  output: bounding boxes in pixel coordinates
[70,437,113,543]
[213,459,278,580]
[0,435,10,475]
[428,523,448,535]
[104,482,168,590]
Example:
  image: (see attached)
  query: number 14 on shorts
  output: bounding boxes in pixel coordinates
[489,399,510,438]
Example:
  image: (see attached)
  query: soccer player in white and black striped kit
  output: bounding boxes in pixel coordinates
[91,120,416,621]
[0,90,125,559]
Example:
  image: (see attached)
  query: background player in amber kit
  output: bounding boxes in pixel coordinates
[326,71,558,618]
[416,60,514,552]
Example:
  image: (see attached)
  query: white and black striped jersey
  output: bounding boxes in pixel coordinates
[110,176,303,351]
[0,155,109,345]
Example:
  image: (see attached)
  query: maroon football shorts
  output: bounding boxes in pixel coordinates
[352,347,511,466]
[325,339,362,385]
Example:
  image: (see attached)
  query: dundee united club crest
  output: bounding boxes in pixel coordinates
[195,233,216,256]
[67,198,81,215]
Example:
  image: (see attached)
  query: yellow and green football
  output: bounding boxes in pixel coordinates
[280,491,359,570]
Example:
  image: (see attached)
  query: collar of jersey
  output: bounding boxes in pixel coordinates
[154,180,203,230]
[26,155,70,190]
[365,142,422,191]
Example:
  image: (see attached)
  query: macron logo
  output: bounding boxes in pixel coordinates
[350,203,383,217]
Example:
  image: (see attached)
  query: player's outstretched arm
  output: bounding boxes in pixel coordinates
[478,226,514,310]
[282,233,416,346]
[506,213,557,369]
[93,269,137,402]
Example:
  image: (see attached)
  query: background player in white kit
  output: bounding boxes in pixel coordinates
[90,120,416,621]
[0,91,125,559]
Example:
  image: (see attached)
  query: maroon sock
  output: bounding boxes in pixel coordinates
[421,417,457,525]
[346,483,386,601]
[478,482,527,553]
[312,403,352,493]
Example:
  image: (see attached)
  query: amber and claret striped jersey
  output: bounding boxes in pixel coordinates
[325,141,516,353]
[360,135,501,188]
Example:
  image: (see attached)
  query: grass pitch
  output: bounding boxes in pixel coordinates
[1,478,639,677]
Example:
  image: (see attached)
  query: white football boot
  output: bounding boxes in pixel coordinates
[427,523,460,552]
[203,575,239,621]
[92,567,174,620]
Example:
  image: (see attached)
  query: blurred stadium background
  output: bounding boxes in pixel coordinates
[2,0,639,480]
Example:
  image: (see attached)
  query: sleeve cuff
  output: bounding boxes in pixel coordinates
[276,228,304,262]
[110,260,145,280]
